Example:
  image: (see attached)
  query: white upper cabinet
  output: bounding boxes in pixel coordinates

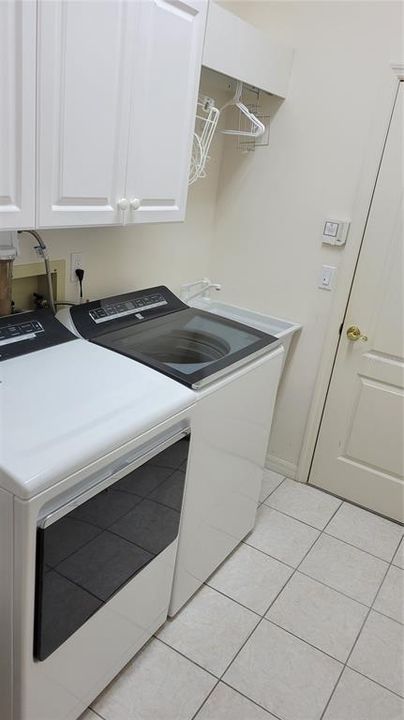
[126,0,207,224]
[0,1,36,230]
[203,3,293,99]
[37,0,207,229]
[37,0,134,228]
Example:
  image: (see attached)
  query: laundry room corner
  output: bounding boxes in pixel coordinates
[207,0,402,479]
[1,2,403,719]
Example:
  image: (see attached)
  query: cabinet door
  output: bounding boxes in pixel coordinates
[125,0,207,224]
[37,1,133,228]
[0,1,36,230]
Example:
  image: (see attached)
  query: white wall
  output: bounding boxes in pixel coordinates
[15,71,225,303]
[210,1,402,476]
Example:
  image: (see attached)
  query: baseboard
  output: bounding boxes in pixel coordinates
[265,453,298,480]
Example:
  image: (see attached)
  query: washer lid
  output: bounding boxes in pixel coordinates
[0,340,194,499]
[67,286,279,389]
[93,308,279,388]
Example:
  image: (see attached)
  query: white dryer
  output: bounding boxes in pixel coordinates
[0,309,194,720]
[58,286,284,615]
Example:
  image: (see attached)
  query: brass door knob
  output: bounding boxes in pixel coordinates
[346,325,368,342]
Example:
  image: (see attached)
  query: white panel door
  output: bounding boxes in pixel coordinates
[37,1,134,228]
[310,85,404,522]
[125,0,207,224]
[0,1,36,230]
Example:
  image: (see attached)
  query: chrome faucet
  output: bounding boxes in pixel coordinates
[181,278,222,303]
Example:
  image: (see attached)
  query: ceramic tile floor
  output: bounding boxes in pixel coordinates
[81,471,404,720]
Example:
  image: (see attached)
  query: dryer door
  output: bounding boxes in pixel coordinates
[34,431,189,660]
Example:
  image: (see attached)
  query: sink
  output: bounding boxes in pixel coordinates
[189,297,302,367]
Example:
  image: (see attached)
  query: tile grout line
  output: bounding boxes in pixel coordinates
[242,539,296,569]
[244,547,395,614]
[318,532,404,719]
[262,616,347,665]
[269,483,404,530]
[311,532,363,720]
[348,531,403,651]
[157,634,278,720]
[203,582,263,618]
[238,500,371,720]
[89,490,402,720]
[349,666,404,701]
[259,501,331,532]
[208,554,383,618]
[254,499,400,565]
[191,498,348,720]
[189,610,268,720]
[207,558,398,665]
[262,499,342,532]
[322,529,403,563]
[258,476,286,505]
[203,517,329,718]
[257,504,339,619]
[371,605,404,627]
[262,500,401,563]
[88,635,156,716]
[191,677,283,720]
[221,680,286,720]
[243,498,348,620]
[189,680,221,720]
[295,568,372,609]
[162,500,401,718]
[241,535,388,611]
[87,709,105,720]
[196,504,402,717]
[155,636,221,681]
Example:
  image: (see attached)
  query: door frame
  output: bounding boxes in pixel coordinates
[297,64,404,485]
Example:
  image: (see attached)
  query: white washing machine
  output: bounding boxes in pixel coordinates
[0,309,194,720]
[58,286,284,615]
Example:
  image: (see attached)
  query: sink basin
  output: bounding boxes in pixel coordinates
[189,297,302,367]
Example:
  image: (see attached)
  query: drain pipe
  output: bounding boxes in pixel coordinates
[17,230,56,314]
[0,258,14,316]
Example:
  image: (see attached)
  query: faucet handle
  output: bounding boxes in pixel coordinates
[180,279,222,303]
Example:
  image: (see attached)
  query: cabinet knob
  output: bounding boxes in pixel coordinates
[117,198,129,211]
[130,198,141,210]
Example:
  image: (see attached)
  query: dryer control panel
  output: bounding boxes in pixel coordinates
[0,310,76,361]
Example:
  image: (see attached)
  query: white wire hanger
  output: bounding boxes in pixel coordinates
[189,95,220,185]
[220,81,265,138]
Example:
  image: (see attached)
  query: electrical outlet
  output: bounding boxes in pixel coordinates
[70,253,85,283]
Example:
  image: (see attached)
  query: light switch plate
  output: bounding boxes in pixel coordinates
[318,264,336,290]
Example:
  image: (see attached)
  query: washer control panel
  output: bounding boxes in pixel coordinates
[71,285,188,339]
[0,310,76,361]
[89,293,167,324]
